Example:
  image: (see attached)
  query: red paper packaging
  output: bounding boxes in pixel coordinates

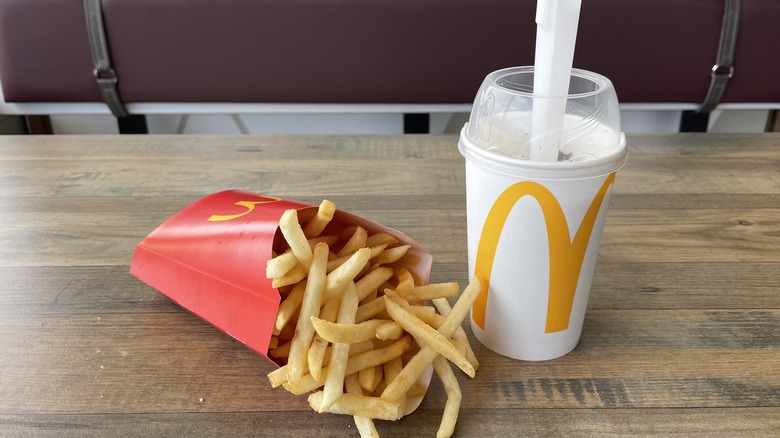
[130,190,434,364]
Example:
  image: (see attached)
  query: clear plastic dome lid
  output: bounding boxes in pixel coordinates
[464,66,622,162]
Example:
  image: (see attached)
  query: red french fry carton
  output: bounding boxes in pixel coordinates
[130,190,434,364]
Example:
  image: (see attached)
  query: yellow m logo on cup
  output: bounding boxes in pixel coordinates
[472,172,616,333]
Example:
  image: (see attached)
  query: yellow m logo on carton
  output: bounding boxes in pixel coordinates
[472,173,615,333]
[207,197,282,222]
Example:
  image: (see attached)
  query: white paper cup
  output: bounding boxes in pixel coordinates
[459,67,627,361]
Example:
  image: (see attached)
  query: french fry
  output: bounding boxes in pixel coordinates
[266,199,481,436]
[367,243,389,259]
[345,335,411,377]
[406,282,460,302]
[337,226,368,257]
[320,282,359,411]
[308,235,339,251]
[411,305,437,323]
[383,289,414,313]
[274,280,307,335]
[395,268,416,298]
[423,313,471,363]
[328,244,387,273]
[308,391,403,421]
[355,267,394,301]
[286,242,329,385]
[307,334,329,381]
[344,373,380,438]
[432,356,461,438]
[303,200,336,238]
[382,357,407,414]
[375,321,403,341]
[311,318,388,344]
[373,365,384,392]
[383,295,474,378]
[270,339,374,389]
[322,339,374,367]
[309,234,339,248]
[382,277,481,403]
[432,297,479,372]
[355,296,386,323]
[279,209,313,271]
[319,289,342,322]
[359,366,379,393]
[307,284,342,379]
[268,366,288,388]
[371,245,411,268]
[270,340,291,359]
[323,248,371,301]
[284,336,411,396]
[361,289,379,306]
[266,250,298,279]
[365,232,398,247]
[271,263,307,288]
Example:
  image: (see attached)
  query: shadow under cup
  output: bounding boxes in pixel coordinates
[459,66,627,361]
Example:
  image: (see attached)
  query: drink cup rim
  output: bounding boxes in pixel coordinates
[486,66,615,99]
[459,126,627,180]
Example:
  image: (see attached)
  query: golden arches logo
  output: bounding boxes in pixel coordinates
[207,197,282,222]
[472,173,615,333]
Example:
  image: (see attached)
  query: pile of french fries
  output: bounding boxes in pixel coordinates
[266,200,481,438]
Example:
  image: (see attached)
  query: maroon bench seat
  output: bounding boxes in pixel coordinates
[1,0,778,110]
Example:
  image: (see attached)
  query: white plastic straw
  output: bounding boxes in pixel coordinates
[530,0,582,161]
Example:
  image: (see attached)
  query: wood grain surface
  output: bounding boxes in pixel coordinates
[1,133,779,437]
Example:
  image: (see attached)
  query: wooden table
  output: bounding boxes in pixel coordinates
[1,133,778,437]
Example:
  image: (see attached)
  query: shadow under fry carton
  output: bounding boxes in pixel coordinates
[130,189,433,363]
